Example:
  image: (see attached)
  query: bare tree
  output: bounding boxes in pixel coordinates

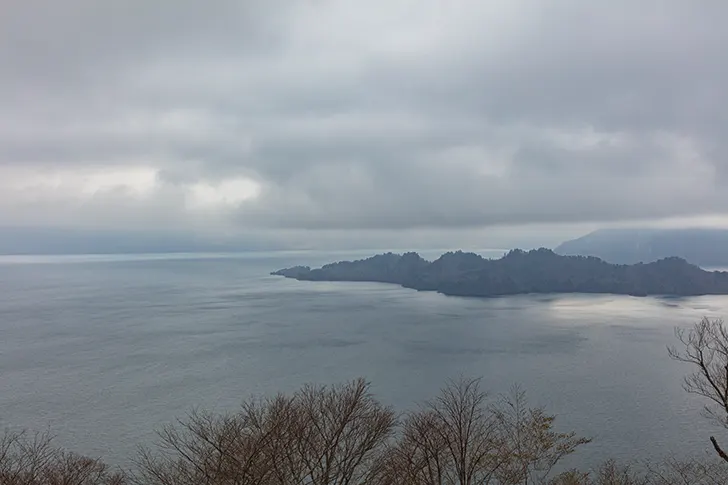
[292,378,396,485]
[426,377,502,485]
[134,404,286,485]
[545,456,728,485]
[546,458,728,485]
[668,317,728,462]
[376,378,589,485]
[379,377,503,485]
[646,457,728,484]
[377,408,453,485]
[8,370,728,485]
[491,387,591,485]
[545,460,649,485]
[134,378,396,485]
[0,430,125,485]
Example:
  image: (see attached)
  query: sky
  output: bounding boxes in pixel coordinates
[1,0,727,251]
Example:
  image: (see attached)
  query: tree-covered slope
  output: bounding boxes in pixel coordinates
[272,248,728,297]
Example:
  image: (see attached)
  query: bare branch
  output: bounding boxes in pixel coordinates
[669,317,728,462]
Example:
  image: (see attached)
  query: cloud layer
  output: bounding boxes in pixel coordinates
[1,0,727,246]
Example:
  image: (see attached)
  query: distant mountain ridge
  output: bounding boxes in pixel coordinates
[555,228,728,267]
[272,248,728,297]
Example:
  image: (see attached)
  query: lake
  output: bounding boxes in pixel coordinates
[0,251,725,469]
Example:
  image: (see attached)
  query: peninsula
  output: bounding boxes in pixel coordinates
[272,249,728,297]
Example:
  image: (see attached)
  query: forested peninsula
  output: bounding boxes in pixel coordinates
[272,248,728,297]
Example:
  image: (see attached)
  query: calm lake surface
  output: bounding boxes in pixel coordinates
[0,251,726,468]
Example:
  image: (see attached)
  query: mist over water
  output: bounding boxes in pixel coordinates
[0,252,725,467]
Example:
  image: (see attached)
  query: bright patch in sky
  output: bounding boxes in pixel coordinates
[186,177,261,210]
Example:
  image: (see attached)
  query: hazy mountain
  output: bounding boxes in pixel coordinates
[555,228,728,267]
[273,248,728,297]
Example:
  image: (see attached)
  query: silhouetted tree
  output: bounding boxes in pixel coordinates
[668,317,728,462]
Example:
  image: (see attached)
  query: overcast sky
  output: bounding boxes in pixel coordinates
[1,1,727,250]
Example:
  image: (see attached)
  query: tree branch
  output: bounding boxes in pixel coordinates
[710,436,728,463]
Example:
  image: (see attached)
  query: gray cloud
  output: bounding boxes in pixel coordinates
[1,0,727,247]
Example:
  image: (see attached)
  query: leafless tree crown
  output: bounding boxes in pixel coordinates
[0,430,125,485]
[3,373,727,484]
[668,317,728,462]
